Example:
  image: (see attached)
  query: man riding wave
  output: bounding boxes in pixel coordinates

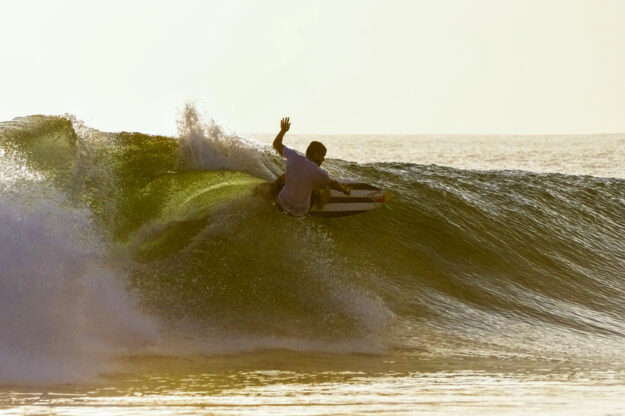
[271,117,350,216]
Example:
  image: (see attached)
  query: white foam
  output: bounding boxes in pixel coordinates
[0,147,43,190]
[176,103,281,180]
[0,188,158,384]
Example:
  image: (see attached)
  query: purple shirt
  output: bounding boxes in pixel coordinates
[278,147,330,216]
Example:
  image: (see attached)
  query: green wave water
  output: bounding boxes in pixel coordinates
[2,114,625,383]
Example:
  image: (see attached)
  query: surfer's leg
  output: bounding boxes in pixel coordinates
[310,189,320,208]
[272,173,286,194]
[255,174,285,199]
[310,185,331,209]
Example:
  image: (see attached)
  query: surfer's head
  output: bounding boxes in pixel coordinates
[306,141,327,166]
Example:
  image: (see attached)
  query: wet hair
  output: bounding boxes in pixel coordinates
[306,141,327,158]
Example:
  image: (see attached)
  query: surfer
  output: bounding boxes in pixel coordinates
[271,117,350,216]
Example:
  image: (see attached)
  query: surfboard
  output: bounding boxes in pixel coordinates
[254,181,390,217]
[308,183,390,217]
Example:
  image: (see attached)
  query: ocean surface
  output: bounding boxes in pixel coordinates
[1,108,625,415]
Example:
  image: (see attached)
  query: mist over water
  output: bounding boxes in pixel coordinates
[1,110,625,414]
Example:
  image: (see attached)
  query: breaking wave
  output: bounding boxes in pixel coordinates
[1,109,625,383]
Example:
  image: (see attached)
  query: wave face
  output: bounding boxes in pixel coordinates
[2,111,625,382]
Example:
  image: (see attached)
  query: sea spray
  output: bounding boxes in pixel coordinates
[0,188,157,383]
[176,103,281,179]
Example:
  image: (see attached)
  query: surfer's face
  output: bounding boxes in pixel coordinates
[308,150,326,166]
[306,141,327,166]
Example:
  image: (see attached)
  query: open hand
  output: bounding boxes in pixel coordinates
[280,117,291,133]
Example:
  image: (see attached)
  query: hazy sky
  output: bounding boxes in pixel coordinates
[1,0,624,135]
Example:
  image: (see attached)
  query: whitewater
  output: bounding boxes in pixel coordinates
[1,106,625,415]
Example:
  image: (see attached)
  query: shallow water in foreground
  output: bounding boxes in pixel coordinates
[3,352,625,415]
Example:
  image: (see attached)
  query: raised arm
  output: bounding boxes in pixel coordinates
[272,117,290,156]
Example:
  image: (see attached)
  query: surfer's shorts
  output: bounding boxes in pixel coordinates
[276,200,307,217]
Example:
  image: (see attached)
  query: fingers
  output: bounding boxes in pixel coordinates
[280,117,291,130]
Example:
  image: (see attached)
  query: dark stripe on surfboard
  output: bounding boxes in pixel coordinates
[326,196,379,203]
[309,210,369,217]
[346,183,380,190]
